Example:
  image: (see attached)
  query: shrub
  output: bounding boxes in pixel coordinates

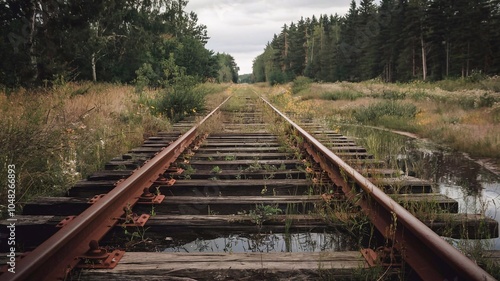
[153,75,205,122]
[478,93,498,108]
[291,76,312,94]
[134,63,160,92]
[458,96,477,110]
[354,101,417,123]
[268,71,286,86]
[467,70,487,83]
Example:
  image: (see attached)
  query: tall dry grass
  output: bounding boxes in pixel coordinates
[0,83,170,217]
[264,78,500,166]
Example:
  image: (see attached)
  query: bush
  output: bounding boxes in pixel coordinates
[134,63,160,92]
[467,70,487,83]
[268,71,286,86]
[354,101,417,123]
[478,93,498,108]
[153,75,205,122]
[458,96,477,110]
[291,76,312,94]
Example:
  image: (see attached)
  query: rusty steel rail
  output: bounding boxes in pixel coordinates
[261,97,496,281]
[1,96,231,281]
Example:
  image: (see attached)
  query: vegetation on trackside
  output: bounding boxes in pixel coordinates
[269,76,500,167]
[0,82,229,218]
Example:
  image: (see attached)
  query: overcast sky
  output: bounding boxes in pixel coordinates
[185,0,354,75]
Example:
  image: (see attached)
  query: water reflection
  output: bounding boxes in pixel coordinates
[405,141,500,250]
[337,125,500,250]
[163,232,355,253]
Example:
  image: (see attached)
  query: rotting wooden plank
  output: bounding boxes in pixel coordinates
[0,216,62,251]
[76,251,369,281]
[164,195,322,204]
[329,146,367,152]
[171,169,306,180]
[121,153,155,160]
[195,147,283,153]
[21,195,323,216]
[421,213,499,239]
[360,168,403,178]
[199,142,280,147]
[129,147,164,153]
[482,251,500,266]
[209,133,276,137]
[72,180,117,189]
[164,179,310,188]
[191,152,292,160]
[323,141,358,146]
[87,170,133,181]
[22,197,91,215]
[344,159,385,168]
[140,143,171,147]
[105,160,142,170]
[68,182,115,197]
[368,176,433,194]
[185,159,303,169]
[205,137,278,142]
[391,193,459,213]
[144,214,336,229]
[2,211,496,252]
[160,179,313,196]
[70,175,310,199]
[334,152,373,159]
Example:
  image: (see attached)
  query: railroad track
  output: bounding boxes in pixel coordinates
[1,91,498,280]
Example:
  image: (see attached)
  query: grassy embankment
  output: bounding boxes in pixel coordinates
[0,82,230,217]
[264,77,500,169]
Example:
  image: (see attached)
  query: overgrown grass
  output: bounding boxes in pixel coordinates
[0,83,170,217]
[353,101,417,123]
[320,90,364,101]
[263,78,499,165]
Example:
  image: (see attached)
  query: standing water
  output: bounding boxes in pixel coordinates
[405,140,500,250]
[339,124,500,251]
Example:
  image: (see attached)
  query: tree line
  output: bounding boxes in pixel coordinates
[252,0,500,84]
[1,0,238,87]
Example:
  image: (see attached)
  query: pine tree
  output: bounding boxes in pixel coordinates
[337,0,360,81]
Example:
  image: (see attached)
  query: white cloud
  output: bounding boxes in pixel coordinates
[186,0,353,74]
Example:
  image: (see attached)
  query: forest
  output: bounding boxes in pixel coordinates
[252,0,500,84]
[0,0,239,88]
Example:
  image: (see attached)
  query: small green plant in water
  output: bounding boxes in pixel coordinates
[224,155,236,161]
[248,204,283,228]
[210,166,222,174]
